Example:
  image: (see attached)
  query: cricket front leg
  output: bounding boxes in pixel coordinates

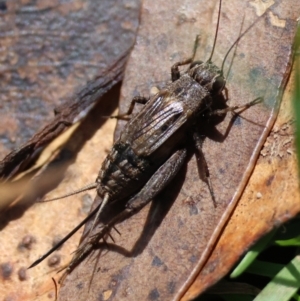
[63,148,187,277]
[111,96,149,120]
[211,97,263,116]
[171,35,200,81]
[209,97,264,141]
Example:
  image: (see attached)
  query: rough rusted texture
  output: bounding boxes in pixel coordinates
[0,0,139,179]
[58,1,299,301]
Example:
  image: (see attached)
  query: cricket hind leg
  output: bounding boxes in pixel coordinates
[171,35,200,82]
[193,132,217,207]
[62,148,187,278]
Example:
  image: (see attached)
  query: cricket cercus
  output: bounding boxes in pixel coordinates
[29,0,262,279]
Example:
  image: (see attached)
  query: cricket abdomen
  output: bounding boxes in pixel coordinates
[96,141,156,201]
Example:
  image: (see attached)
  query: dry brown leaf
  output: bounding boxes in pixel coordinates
[57,0,300,300]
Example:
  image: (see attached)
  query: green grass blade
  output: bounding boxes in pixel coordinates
[293,21,300,171]
[253,254,300,301]
[230,229,277,278]
[245,260,283,278]
[275,236,300,247]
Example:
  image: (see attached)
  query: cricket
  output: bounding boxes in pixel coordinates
[29,0,264,281]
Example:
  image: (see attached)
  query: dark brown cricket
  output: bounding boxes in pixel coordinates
[57,0,300,300]
[29,0,262,281]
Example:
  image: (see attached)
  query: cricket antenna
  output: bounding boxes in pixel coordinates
[38,182,97,203]
[207,0,222,62]
[220,8,268,76]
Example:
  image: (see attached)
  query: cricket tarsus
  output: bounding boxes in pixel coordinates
[51,277,58,301]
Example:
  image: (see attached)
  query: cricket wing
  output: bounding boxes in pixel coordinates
[121,91,189,156]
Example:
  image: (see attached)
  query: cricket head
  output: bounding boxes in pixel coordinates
[188,60,226,95]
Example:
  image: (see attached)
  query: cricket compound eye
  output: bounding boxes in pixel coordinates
[189,61,224,91]
[212,75,225,94]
